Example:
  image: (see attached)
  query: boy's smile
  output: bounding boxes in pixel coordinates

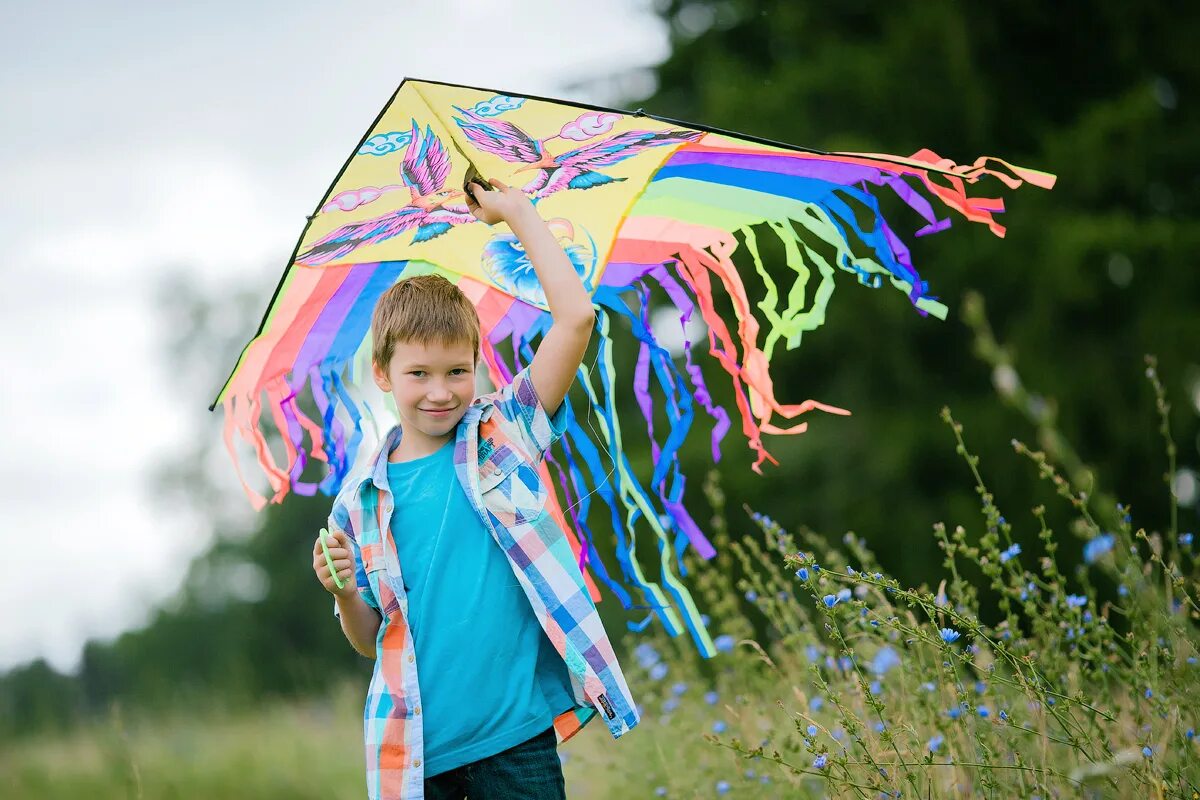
[373,338,477,460]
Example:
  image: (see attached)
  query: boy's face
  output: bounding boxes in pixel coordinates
[373,338,477,451]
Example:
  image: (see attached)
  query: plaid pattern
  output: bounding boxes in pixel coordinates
[329,367,639,800]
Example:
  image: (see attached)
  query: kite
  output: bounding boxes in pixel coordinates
[211,78,1054,657]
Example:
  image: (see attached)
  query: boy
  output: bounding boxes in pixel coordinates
[312,178,639,800]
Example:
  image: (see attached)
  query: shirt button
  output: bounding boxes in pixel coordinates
[408,654,415,663]
[413,759,421,768]
[414,706,421,716]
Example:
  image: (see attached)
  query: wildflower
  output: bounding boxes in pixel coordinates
[940,628,962,644]
[870,619,880,627]
[810,696,825,711]
[634,643,661,669]
[1065,594,1087,608]
[838,655,854,671]
[999,709,1009,721]
[832,728,845,741]
[663,697,679,713]
[795,568,809,581]
[873,721,886,733]
[716,782,730,795]
[712,720,727,734]
[744,590,758,602]
[806,724,818,736]
[836,587,852,603]
[1180,532,1194,547]
[823,594,838,608]
[999,543,1021,563]
[928,734,944,753]
[1186,728,1195,740]
[978,706,990,718]
[650,663,668,681]
[1145,688,1153,699]
[870,646,902,676]
[947,707,961,719]
[714,635,735,653]
[704,691,720,706]
[1083,533,1115,564]
[811,564,821,572]
[805,644,821,662]
[873,572,883,579]
[1118,584,1129,597]
[672,682,688,696]
[1142,746,1153,758]
[974,681,987,694]
[847,566,857,576]
[655,788,666,797]
[813,754,828,769]
[921,682,936,692]
[869,681,882,695]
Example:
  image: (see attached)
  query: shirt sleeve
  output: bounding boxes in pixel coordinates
[328,500,380,618]
[492,365,570,460]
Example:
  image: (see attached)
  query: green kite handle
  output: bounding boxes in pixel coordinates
[319,528,346,590]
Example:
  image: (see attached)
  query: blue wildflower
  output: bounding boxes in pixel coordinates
[1118,584,1129,597]
[873,721,886,732]
[940,628,962,644]
[1083,533,1115,564]
[805,644,821,662]
[947,707,961,719]
[704,691,719,706]
[716,781,730,795]
[823,594,838,608]
[1145,688,1153,699]
[978,706,990,718]
[1066,594,1087,608]
[870,646,902,676]
[663,697,679,713]
[810,696,825,711]
[744,590,758,602]
[806,724,818,736]
[975,681,987,694]
[813,754,828,769]
[928,734,944,753]
[1142,746,1153,758]
[999,709,1009,721]
[832,728,845,741]
[712,720,727,734]
[870,680,882,695]
[634,643,661,669]
[650,662,668,681]
[655,788,666,797]
[921,682,936,692]
[836,588,852,603]
[847,566,857,576]
[811,563,821,572]
[795,567,809,581]
[1186,728,1195,740]
[999,543,1021,563]
[1180,532,1193,547]
[714,635,735,653]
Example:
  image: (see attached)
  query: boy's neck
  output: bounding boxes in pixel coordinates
[388,427,453,463]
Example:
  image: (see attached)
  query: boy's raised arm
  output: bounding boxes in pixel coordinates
[467,180,595,416]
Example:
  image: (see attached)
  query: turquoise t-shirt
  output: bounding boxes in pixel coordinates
[386,438,576,777]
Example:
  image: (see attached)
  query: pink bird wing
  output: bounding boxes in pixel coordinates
[452,106,544,165]
[296,205,424,266]
[401,122,453,196]
[556,128,704,171]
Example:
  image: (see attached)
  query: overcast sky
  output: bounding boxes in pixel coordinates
[0,0,671,673]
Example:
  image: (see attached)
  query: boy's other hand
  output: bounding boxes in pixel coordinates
[465,178,535,226]
[312,529,357,598]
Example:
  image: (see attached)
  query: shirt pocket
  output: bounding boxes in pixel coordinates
[477,445,549,531]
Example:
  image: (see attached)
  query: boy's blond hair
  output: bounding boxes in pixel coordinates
[371,274,481,368]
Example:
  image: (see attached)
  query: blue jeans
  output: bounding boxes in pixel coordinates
[424,727,566,800]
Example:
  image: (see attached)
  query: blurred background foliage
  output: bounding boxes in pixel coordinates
[3,0,1197,751]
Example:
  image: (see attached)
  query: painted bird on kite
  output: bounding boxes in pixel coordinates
[452,105,704,198]
[298,122,476,265]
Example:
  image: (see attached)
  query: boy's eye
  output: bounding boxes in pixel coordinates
[450,368,468,376]
[408,370,425,377]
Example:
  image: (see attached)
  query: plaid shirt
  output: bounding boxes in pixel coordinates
[330,367,639,800]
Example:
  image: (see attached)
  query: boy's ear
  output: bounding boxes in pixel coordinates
[372,360,391,392]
